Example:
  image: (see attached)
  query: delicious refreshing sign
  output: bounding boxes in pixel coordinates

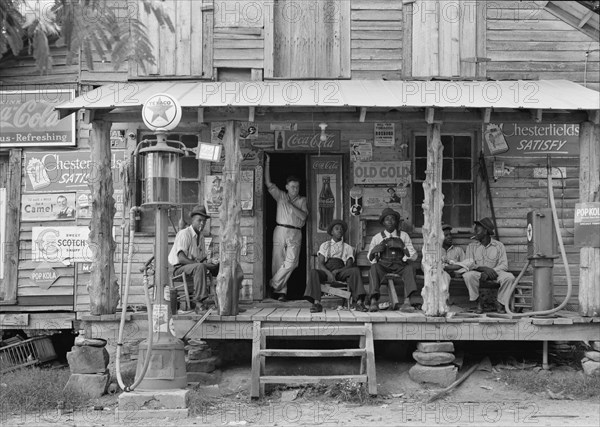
[483,123,579,157]
[24,150,126,192]
[0,89,76,147]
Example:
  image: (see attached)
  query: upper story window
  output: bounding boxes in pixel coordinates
[412,134,474,230]
[270,0,350,78]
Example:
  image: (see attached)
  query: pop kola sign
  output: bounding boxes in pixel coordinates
[24,150,126,192]
[483,123,579,157]
[0,89,76,147]
[574,202,600,248]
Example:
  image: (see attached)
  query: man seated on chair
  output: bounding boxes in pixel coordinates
[463,217,514,314]
[304,219,366,313]
[367,208,418,312]
[441,223,466,276]
[168,205,219,311]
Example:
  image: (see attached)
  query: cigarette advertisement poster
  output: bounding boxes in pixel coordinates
[350,140,372,162]
[361,186,411,218]
[32,226,91,263]
[21,193,77,221]
[483,123,580,157]
[24,150,126,192]
[353,161,411,185]
[0,89,76,147]
[204,174,254,215]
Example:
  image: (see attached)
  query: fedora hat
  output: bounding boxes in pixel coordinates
[474,217,495,236]
[190,205,210,219]
[378,208,401,225]
[441,223,452,231]
[327,219,348,236]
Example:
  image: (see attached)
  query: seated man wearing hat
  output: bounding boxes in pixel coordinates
[168,205,219,310]
[367,208,418,312]
[463,217,515,314]
[304,219,366,313]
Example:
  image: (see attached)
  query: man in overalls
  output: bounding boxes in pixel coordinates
[367,208,418,312]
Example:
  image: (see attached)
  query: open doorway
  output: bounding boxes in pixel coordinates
[264,152,308,300]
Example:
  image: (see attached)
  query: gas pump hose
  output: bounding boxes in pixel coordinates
[489,171,573,318]
[115,206,154,392]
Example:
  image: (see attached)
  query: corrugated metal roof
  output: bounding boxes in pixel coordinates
[56,80,600,114]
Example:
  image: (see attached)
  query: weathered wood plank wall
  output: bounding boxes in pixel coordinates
[486,2,600,91]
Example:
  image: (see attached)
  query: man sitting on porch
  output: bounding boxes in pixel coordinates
[441,223,466,275]
[463,217,515,314]
[168,205,219,311]
[367,208,418,312]
[304,219,366,313]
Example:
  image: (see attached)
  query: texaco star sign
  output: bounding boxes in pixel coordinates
[142,93,182,131]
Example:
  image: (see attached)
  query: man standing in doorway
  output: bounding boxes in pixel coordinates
[265,154,308,301]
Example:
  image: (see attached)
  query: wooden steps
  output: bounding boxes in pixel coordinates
[250,321,377,398]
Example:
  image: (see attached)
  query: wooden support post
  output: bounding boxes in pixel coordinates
[216,121,244,316]
[197,107,204,124]
[0,149,22,304]
[359,107,367,123]
[88,120,119,315]
[482,108,492,124]
[249,107,255,123]
[421,123,449,316]
[578,121,600,317]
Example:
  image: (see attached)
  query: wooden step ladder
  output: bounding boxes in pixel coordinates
[250,321,377,398]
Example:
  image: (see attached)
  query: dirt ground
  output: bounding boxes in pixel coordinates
[3,360,599,427]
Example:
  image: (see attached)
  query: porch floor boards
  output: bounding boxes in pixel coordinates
[167,306,600,342]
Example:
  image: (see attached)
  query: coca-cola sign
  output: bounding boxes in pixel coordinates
[0,89,76,147]
[279,130,341,151]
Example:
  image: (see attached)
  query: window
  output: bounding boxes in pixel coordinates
[137,133,201,232]
[413,134,474,229]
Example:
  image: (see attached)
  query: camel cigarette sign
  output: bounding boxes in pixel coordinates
[0,89,75,147]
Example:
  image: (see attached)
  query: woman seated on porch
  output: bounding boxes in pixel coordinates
[304,219,367,313]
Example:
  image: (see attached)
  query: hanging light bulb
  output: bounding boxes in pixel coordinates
[319,123,328,143]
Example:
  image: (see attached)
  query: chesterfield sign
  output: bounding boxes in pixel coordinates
[0,89,76,147]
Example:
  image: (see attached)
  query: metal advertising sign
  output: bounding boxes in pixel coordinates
[575,202,600,248]
[353,161,411,185]
[24,150,126,192]
[0,89,76,147]
[30,263,60,290]
[275,130,341,151]
[483,123,580,157]
[31,226,92,263]
[21,193,77,221]
[142,93,182,131]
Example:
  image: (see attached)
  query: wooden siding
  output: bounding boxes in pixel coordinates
[411,0,480,78]
[350,0,403,80]
[132,0,212,78]
[486,2,600,91]
[0,47,79,85]
[485,157,581,308]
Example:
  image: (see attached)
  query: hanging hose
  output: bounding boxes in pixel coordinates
[490,162,573,318]
[115,206,155,392]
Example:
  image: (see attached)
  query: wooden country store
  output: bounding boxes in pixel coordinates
[1,0,599,369]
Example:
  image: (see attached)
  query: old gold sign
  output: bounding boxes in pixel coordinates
[353,161,411,185]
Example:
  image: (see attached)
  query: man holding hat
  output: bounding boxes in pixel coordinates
[367,208,418,312]
[463,217,514,313]
[168,205,219,310]
[304,219,366,313]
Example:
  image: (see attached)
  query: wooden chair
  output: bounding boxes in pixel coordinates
[169,269,192,311]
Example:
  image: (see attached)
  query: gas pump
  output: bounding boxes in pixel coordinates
[116,93,188,395]
[526,209,558,311]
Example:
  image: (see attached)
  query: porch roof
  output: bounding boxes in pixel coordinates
[56,80,600,118]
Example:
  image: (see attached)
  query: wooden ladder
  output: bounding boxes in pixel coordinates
[250,321,377,398]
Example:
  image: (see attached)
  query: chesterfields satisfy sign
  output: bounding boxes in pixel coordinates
[483,123,579,157]
[0,89,76,147]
